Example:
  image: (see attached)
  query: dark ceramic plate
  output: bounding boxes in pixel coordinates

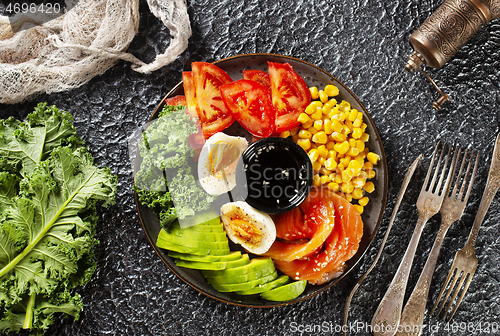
[134,53,388,307]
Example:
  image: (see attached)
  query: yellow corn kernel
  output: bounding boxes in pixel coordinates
[348,159,363,176]
[309,86,319,100]
[330,132,346,142]
[359,171,369,181]
[353,119,362,128]
[279,130,291,138]
[341,125,351,135]
[292,134,299,143]
[328,182,339,192]
[297,138,311,151]
[367,169,376,179]
[328,108,341,119]
[356,140,365,152]
[308,149,319,162]
[324,84,339,97]
[318,156,326,165]
[312,161,322,171]
[364,181,375,193]
[330,119,343,133]
[290,127,299,136]
[325,158,337,170]
[313,120,323,131]
[367,152,380,165]
[348,110,358,122]
[298,130,312,139]
[347,147,360,157]
[352,127,363,139]
[319,90,328,103]
[348,138,356,147]
[342,169,354,183]
[302,120,313,129]
[317,145,328,158]
[313,174,321,187]
[363,162,373,170]
[354,205,364,214]
[307,127,318,135]
[334,141,350,155]
[323,119,333,134]
[338,100,350,112]
[361,123,368,132]
[319,168,332,176]
[324,98,337,111]
[359,196,369,207]
[356,111,363,120]
[344,193,353,202]
[360,133,369,142]
[354,154,365,166]
[320,175,331,184]
[311,108,323,120]
[326,142,336,150]
[312,131,328,144]
[298,113,311,124]
[340,156,350,167]
[334,173,343,184]
[337,162,345,171]
[342,181,354,194]
[352,188,364,199]
[352,177,366,188]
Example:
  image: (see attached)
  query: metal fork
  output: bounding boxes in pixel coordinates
[431,133,500,322]
[371,142,456,336]
[396,148,479,336]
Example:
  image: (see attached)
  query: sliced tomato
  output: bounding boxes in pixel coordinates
[164,95,187,107]
[220,79,275,138]
[243,70,271,91]
[182,63,235,138]
[268,62,311,133]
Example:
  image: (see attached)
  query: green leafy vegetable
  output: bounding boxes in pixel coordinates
[134,104,214,229]
[0,103,116,335]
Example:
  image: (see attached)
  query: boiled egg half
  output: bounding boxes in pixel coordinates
[198,132,248,195]
[220,201,276,254]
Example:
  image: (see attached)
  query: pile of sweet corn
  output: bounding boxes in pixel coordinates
[280,84,379,214]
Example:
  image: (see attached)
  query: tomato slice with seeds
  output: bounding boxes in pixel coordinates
[164,95,187,107]
[220,79,275,138]
[268,62,311,133]
[183,62,235,138]
[243,70,271,92]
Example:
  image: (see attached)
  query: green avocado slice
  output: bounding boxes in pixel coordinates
[236,275,290,295]
[205,262,276,284]
[202,257,273,278]
[174,253,249,270]
[167,251,242,262]
[209,272,278,292]
[157,230,229,249]
[260,280,307,301]
[156,238,230,256]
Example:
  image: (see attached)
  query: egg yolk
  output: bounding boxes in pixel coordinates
[207,141,240,179]
[230,218,262,246]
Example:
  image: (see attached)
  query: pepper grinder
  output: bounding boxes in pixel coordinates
[405,0,500,109]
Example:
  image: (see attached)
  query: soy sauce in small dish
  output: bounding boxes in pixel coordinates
[235,137,313,214]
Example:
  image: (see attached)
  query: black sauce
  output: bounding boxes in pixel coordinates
[235,137,313,214]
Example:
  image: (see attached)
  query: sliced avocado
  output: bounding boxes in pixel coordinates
[209,272,279,292]
[236,275,290,295]
[260,280,307,301]
[162,223,227,241]
[202,257,273,278]
[156,238,230,256]
[167,251,242,262]
[205,262,276,285]
[174,253,250,271]
[157,230,229,250]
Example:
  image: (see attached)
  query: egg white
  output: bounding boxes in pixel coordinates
[220,201,276,254]
[198,132,248,195]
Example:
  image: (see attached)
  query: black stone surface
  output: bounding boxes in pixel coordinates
[0,0,499,335]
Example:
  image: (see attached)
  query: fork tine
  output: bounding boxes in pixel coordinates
[427,142,445,192]
[422,141,441,191]
[433,267,459,316]
[460,152,479,202]
[447,272,474,322]
[436,144,457,195]
[450,147,465,198]
[440,270,468,320]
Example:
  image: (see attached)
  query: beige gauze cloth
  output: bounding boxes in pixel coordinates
[0,0,191,104]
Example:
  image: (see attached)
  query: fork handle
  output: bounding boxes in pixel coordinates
[396,216,453,336]
[371,214,430,336]
[464,133,500,250]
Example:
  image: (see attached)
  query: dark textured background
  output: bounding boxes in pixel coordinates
[1,0,499,335]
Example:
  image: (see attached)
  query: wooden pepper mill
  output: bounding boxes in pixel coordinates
[405,0,500,109]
